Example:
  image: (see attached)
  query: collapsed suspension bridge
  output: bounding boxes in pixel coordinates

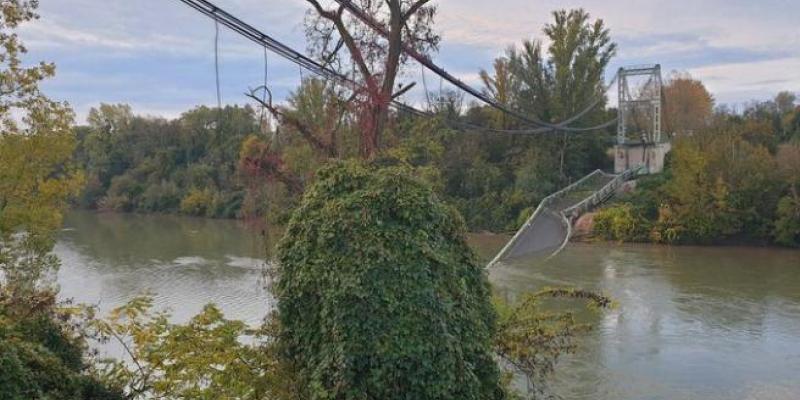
[173,0,668,266]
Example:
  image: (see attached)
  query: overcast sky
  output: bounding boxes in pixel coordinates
[20,0,800,122]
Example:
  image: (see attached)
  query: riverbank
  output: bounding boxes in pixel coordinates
[573,209,798,250]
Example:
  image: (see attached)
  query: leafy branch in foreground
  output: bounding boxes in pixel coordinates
[88,296,298,400]
[494,288,612,399]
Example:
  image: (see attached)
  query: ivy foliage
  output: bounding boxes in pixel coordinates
[275,161,504,400]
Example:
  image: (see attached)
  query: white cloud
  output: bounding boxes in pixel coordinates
[689,57,800,105]
[18,0,799,119]
[435,0,799,65]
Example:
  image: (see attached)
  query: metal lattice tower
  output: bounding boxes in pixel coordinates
[617,64,663,144]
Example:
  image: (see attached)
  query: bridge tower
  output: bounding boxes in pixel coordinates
[614,64,670,174]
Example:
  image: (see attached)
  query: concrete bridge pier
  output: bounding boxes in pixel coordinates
[614,142,671,174]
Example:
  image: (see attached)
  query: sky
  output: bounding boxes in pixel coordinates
[19,0,800,123]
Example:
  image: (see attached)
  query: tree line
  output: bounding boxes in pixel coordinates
[73,8,620,234]
[594,87,800,247]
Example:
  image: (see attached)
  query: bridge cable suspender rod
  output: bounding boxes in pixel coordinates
[330,0,617,133]
[174,0,608,136]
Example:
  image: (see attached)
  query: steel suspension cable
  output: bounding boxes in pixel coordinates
[330,0,616,133]
[175,0,609,137]
[214,19,222,110]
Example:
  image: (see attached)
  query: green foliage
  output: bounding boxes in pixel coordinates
[493,289,611,399]
[774,195,800,247]
[75,105,254,218]
[451,8,616,231]
[604,111,800,246]
[180,188,216,216]
[88,296,292,400]
[275,162,504,400]
[593,204,649,242]
[650,135,781,244]
[0,4,124,398]
[0,292,124,400]
[0,0,83,297]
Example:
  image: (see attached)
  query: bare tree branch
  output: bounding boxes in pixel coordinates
[246,91,336,158]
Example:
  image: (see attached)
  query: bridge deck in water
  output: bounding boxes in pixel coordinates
[489,169,636,266]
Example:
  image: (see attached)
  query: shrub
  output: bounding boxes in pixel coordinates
[140,181,181,212]
[97,194,131,213]
[0,293,125,400]
[180,188,215,217]
[593,204,649,242]
[275,161,503,400]
[774,195,800,247]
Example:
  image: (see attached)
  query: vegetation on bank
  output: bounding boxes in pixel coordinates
[73,104,255,219]
[593,90,800,247]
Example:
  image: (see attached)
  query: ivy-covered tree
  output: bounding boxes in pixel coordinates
[274,162,504,399]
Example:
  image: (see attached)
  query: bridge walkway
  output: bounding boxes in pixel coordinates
[488,168,638,267]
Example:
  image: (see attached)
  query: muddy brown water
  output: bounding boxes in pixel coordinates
[57,211,800,400]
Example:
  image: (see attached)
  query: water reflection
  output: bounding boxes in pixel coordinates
[57,211,271,325]
[56,212,800,399]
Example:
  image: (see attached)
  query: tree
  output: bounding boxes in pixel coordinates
[0,0,83,297]
[468,8,615,230]
[275,162,503,399]
[774,91,796,115]
[0,2,121,398]
[493,289,611,399]
[480,57,517,129]
[543,9,616,180]
[0,291,124,400]
[304,0,440,158]
[774,144,800,246]
[507,40,550,123]
[663,72,714,135]
[247,78,353,160]
[75,105,256,218]
[493,9,616,182]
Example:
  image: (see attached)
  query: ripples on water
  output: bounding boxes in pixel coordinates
[57,211,272,326]
[57,212,800,400]
[491,243,800,400]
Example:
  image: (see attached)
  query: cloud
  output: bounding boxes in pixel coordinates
[18,0,800,121]
[688,57,800,104]
[435,0,799,68]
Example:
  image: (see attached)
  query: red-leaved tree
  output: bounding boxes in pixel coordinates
[304,0,439,158]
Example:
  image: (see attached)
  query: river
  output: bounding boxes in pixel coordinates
[56,211,800,400]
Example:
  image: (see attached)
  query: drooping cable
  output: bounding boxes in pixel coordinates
[421,64,432,110]
[260,46,269,134]
[214,19,222,110]
[330,0,616,133]
[175,0,612,137]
